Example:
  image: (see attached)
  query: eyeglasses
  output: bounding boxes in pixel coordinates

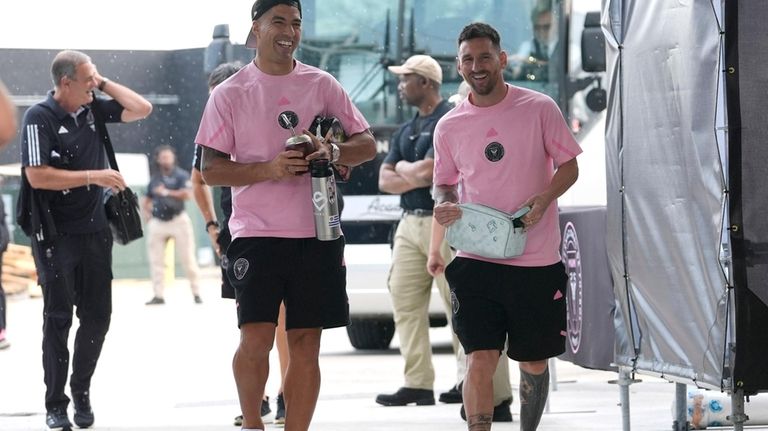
[534,24,552,31]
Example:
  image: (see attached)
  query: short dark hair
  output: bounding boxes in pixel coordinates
[531,6,553,24]
[531,0,553,22]
[207,62,243,89]
[153,144,176,161]
[457,22,501,51]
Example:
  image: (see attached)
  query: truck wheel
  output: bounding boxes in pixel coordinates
[346,318,395,350]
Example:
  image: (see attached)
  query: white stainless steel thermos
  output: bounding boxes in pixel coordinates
[310,158,341,241]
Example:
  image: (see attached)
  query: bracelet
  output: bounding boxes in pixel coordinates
[85,170,91,190]
[98,78,109,91]
[205,220,219,231]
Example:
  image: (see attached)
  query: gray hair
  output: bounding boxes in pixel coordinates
[51,50,92,88]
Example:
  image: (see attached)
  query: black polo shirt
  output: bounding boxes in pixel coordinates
[146,166,190,221]
[383,99,452,211]
[192,144,232,220]
[21,92,123,234]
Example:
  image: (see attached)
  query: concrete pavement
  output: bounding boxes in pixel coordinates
[0,270,760,430]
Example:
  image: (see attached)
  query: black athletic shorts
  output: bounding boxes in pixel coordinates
[217,223,235,299]
[445,257,568,362]
[226,236,348,329]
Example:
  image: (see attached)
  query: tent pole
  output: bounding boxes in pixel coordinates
[729,389,748,431]
[618,368,632,431]
[672,383,690,431]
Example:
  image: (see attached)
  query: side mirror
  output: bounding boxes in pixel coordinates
[586,87,607,112]
[204,24,234,75]
[581,12,606,73]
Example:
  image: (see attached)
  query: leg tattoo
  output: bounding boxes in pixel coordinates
[519,367,549,431]
[467,413,493,431]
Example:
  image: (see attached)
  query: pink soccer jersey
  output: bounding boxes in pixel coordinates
[433,84,582,267]
[195,60,370,239]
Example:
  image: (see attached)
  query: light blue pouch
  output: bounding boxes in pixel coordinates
[445,203,531,259]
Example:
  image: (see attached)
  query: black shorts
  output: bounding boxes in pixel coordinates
[217,223,235,299]
[445,257,568,362]
[226,236,348,330]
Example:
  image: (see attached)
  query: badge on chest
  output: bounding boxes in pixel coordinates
[484,142,505,162]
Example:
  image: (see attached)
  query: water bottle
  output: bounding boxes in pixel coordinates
[310,158,341,241]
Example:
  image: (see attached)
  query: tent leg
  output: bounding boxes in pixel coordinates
[729,389,749,431]
[618,368,632,431]
[672,383,690,431]
[545,357,558,413]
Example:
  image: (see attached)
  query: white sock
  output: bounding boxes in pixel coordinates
[241,429,264,431]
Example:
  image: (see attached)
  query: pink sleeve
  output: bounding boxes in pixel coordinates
[542,99,582,166]
[194,88,235,155]
[432,122,459,186]
[324,76,370,136]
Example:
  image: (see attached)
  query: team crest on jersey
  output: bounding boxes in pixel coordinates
[277,111,299,130]
[484,142,505,162]
[233,258,249,281]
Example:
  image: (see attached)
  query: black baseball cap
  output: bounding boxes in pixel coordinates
[245,0,303,48]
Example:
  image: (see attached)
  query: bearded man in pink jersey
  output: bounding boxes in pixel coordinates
[432,22,581,431]
[194,1,376,430]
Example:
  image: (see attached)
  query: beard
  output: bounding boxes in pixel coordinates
[465,73,499,96]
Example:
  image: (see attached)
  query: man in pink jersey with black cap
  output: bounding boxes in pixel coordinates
[432,22,581,431]
[194,1,376,430]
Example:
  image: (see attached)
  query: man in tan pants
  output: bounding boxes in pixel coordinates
[375,55,513,420]
[143,145,201,305]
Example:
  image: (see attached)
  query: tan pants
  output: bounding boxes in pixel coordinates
[147,212,200,298]
[389,215,512,402]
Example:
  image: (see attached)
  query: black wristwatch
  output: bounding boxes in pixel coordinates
[98,77,110,91]
[205,220,219,231]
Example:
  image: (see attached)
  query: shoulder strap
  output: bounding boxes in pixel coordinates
[90,98,120,172]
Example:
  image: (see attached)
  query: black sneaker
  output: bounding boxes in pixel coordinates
[194,295,203,304]
[261,396,271,417]
[233,399,271,427]
[72,392,94,428]
[275,392,286,424]
[145,297,165,305]
[438,382,463,404]
[460,398,514,422]
[492,399,513,422]
[46,407,72,430]
[375,387,435,406]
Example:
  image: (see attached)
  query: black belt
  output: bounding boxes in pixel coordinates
[403,209,433,217]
